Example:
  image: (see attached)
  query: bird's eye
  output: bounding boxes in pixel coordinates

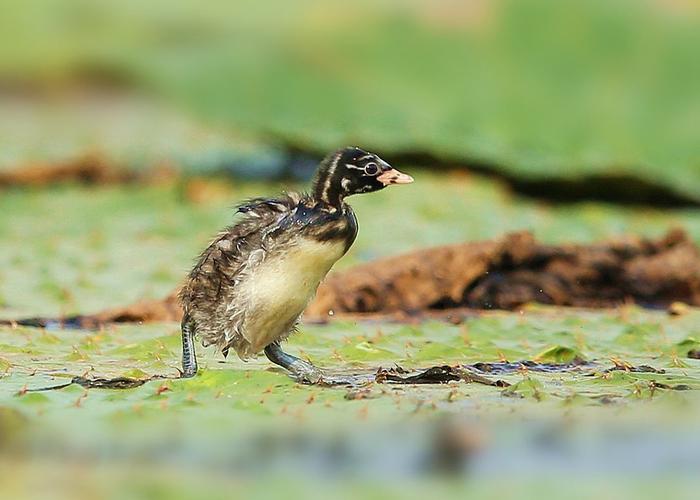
[364,163,379,176]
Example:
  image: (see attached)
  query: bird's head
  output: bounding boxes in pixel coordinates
[312,147,413,207]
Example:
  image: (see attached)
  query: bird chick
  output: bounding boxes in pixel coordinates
[179,147,413,382]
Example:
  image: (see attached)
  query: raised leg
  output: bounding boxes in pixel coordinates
[181,315,198,378]
[264,342,322,384]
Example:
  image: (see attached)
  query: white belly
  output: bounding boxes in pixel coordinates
[239,237,346,352]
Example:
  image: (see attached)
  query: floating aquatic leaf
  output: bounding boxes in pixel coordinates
[534,345,584,364]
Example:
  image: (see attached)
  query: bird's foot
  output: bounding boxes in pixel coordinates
[289,361,375,386]
[264,342,374,386]
[288,359,324,384]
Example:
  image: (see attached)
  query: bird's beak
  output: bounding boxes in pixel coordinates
[376,168,414,186]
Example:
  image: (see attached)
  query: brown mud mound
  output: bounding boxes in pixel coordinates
[309,228,700,316]
[0,155,132,187]
[0,154,176,188]
[12,229,700,329]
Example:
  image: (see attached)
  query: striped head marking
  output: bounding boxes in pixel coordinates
[312,147,413,207]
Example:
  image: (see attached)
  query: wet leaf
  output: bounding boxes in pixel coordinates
[534,345,584,364]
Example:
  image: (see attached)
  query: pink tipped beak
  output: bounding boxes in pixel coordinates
[376,168,414,186]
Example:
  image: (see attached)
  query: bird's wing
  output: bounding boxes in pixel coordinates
[179,193,303,305]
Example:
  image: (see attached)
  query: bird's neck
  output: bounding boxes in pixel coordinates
[312,154,345,208]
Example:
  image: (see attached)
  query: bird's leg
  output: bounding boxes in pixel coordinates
[263,342,376,386]
[264,342,323,384]
[181,315,198,378]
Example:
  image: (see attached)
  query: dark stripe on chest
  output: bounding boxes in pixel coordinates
[292,205,358,253]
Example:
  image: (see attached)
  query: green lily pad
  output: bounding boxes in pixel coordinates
[534,345,585,363]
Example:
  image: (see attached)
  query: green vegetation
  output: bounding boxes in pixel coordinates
[3,0,700,197]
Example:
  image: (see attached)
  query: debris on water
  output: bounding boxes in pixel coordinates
[23,374,170,392]
[648,381,693,391]
[16,360,678,392]
[468,359,591,375]
[375,365,509,387]
[376,365,461,384]
[604,361,666,374]
[688,349,700,359]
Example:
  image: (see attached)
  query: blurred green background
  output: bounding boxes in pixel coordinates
[2,0,700,498]
[2,0,700,196]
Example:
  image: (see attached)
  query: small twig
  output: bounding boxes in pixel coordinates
[21,374,175,393]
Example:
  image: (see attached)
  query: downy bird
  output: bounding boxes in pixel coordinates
[179,147,413,382]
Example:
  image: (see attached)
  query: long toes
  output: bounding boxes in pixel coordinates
[295,368,323,385]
